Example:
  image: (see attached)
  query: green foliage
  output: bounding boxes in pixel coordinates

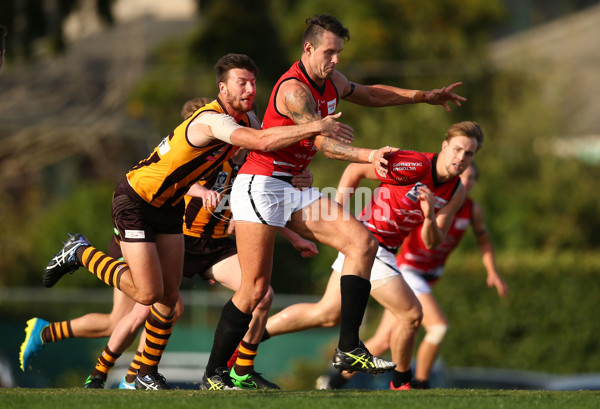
[437,250,600,373]
[0,180,114,288]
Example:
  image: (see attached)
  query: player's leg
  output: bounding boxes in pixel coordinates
[266,270,342,336]
[84,302,151,389]
[121,291,183,390]
[201,222,275,390]
[211,254,279,389]
[414,293,447,389]
[320,308,396,389]
[133,233,183,390]
[287,197,395,374]
[363,308,396,356]
[370,275,422,389]
[19,285,136,372]
[43,184,176,306]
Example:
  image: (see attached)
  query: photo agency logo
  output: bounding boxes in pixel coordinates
[206,185,396,223]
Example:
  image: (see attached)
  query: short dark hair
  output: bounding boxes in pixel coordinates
[303,14,350,47]
[215,53,259,84]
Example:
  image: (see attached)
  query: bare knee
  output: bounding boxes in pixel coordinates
[411,303,424,329]
[135,291,162,306]
[317,303,341,328]
[247,281,270,311]
[344,228,378,260]
[398,303,423,332]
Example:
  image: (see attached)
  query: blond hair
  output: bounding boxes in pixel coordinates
[445,121,484,151]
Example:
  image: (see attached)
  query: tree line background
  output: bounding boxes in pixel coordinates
[1,0,599,378]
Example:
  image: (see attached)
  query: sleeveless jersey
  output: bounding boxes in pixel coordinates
[126,99,247,208]
[240,61,339,177]
[396,197,473,271]
[359,153,462,250]
[182,158,242,239]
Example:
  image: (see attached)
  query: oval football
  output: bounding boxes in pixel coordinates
[376,150,431,185]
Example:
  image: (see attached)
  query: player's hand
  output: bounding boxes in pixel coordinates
[370,146,400,175]
[200,189,223,209]
[417,185,436,219]
[320,112,354,144]
[292,238,319,258]
[292,168,313,189]
[424,82,467,112]
[227,220,236,236]
[488,274,509,298]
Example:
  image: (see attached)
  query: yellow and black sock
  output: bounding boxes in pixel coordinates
[91,345,121,380]
[41,321,73,343]
[138,306,174,377]
[76,246,128,289]
[233,340,258,376]
[125,351,143,383]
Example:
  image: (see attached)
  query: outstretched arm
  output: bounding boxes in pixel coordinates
[334,71,466,112]
[472,202,508,298]
[335,163,379,206]
[230,112,353,151]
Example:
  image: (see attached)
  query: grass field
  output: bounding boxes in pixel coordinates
[2,388,599,409]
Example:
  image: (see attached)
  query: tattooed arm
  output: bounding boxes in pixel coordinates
[278,80,395,173]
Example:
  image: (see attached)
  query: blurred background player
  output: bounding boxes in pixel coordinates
[318,162,508,389]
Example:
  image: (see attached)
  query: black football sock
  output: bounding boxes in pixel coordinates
[205,299,252,377]
[260,329,271,342]
[392,369,413,388]
[329,372,349,389]
[338,275,371,352]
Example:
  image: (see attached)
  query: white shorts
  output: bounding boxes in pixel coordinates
[331,245,401,290]
[398,265,444,295]
[231,174,322,227]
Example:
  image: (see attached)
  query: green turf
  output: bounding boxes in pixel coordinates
[1,389,599,409]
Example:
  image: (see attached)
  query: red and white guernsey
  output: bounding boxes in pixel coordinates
[359,153,462,250]
[240,61,339,177]
[396,197,473,271]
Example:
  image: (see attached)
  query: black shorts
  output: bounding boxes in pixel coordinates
[183,235,237,280]
[112,177,184,243]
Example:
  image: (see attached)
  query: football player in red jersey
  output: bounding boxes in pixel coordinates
[204,13,468,387]
[265,121,484,390]
[318,162,508,390]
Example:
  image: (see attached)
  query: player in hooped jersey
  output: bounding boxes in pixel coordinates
[265,121,484,390]
[41,53,354,390]
[22,97,317,390]
[202,14,469,383]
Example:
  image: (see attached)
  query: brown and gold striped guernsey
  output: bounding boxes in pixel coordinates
[183,158,241,239]
[126,99,249,208]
